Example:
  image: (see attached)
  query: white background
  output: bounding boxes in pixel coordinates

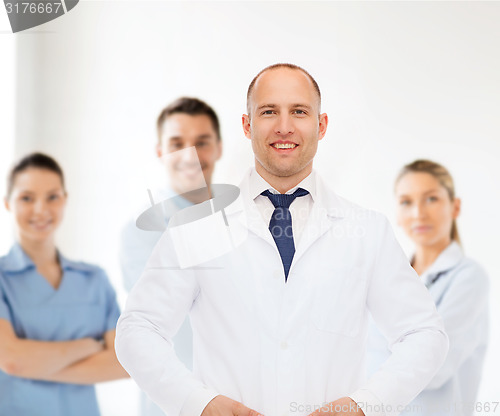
[0,1,499,415]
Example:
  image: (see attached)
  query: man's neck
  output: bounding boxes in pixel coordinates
[255,163,312,194]
[172,184,213,204]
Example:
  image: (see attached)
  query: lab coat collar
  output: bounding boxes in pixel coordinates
[241,167,346,218]
[419,241,464,286]
[226,168,276,246]
[1,242,93,275]
[292,171,349,265]
[226,168,347,255]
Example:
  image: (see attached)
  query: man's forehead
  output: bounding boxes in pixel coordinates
[161,113,215,135]
[250,68,320,109]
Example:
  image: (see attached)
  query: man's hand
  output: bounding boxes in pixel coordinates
[201,395,264,416]
[308,397,365,416]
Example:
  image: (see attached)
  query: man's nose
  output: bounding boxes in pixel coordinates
[180,146,199,164]
[275,115,294,136]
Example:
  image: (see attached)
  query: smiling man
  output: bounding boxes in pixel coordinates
[156,101,222,200]
[243,66,326,194]
[116,65,448,416]
[119,97,222,416]
[120,97,223,292]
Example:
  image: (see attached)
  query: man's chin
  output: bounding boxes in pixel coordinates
[173,180,209,194]
[267,164,305,178]
[171,173,207,190]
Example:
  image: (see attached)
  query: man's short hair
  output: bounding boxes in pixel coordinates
[157,97,221,142]
[246,63,321,114]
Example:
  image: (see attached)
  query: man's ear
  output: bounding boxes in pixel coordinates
[242,114,251,139]
[4,197,10,212]
[216,140,223,161]
[318,113,328,141]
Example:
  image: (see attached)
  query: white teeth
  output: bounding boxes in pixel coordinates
[273,143,296,149]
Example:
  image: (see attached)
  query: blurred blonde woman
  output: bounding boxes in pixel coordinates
[0,153,129,416]
[368,159,489,416]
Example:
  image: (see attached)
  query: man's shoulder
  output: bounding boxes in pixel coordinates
[316,175,385,225]
[120,217,164,253]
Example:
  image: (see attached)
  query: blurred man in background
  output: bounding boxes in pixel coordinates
[119,97,222,416]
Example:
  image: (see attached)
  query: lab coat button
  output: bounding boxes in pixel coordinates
[280,341,288,350]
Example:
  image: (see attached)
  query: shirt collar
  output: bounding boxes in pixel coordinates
[1,242,35,273]
[150,186,195,210]
[1,243,91,274]
[249,167,317,201]
[419,241,464,285]
[57,253,93,273]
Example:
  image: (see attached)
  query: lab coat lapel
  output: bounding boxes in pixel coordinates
[292,175,345,267]
[225,169,279,250]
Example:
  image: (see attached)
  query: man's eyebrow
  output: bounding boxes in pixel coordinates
[256,104,313,110]
[291,103,312,110]
[195,134,213,140]
[167,136,183,142]
[256,104,278,111]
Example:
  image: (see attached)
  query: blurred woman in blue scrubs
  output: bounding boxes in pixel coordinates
[368,159,489,416]
[0,153,129,416]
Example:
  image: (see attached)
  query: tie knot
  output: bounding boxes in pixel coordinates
[261,187,309,209]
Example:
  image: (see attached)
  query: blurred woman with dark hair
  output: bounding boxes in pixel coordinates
[0,153,128,416]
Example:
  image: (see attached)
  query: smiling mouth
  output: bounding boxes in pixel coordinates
[174,164,205,176]
[271,142,298,150]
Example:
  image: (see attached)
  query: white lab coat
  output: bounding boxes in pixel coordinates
[116,169,448,416]
[119,187,195,416]
[367,242,489,416]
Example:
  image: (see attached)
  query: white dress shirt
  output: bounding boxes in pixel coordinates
[367,242,489,416]
[251,169,315,247]
[116,168,448,416]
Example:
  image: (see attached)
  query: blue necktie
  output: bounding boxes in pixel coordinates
[261,188,309,281]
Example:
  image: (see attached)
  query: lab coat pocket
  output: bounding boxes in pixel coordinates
[311,266,367,338]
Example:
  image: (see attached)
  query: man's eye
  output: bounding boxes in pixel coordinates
[293,109,306,115]
[48,194,60,201]
[262,110,274,115]
[196,142,208,148]
[427,196,438,203]
[400,200,411,206]
[169,142,183,149]
[20,196,32,202]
